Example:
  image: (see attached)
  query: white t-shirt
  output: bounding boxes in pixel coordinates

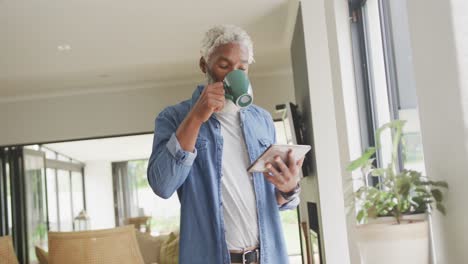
[215,100,259,250]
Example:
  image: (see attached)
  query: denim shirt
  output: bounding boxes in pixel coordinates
[147,85,299,264]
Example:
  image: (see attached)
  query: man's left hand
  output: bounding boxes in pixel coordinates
[263,150,305,193]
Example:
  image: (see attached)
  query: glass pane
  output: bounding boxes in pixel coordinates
[23,150,48,261]
[280,210,302,261]
[274,121,288,145]
[42,148,57,160]
[128,160,180,235]
[383,0,426,174]
[57,154,69,162]
[399,109,426,174]
[71,171,85,219]
[113,161,139,223]
[57,170,73,231]
[46,168,59,231]
[6,162,12,234]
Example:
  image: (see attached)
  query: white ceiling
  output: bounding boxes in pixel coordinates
[44,133,154,162]
[0,0,296,101]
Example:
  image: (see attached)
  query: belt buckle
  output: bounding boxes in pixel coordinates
[242,248,258,264]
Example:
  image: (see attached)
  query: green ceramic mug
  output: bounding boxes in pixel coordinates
[223,70,253,108]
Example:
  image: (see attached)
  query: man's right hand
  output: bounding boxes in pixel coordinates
[189,82,225,124]
[175,83,225,152]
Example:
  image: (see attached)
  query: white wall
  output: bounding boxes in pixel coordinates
[296,0,360,263]
[84,160,115,230]
[407,1,468,263]
[0,71,295,146]
[323,0,362,262]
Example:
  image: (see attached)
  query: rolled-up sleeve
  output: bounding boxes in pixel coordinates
[147,107,196,199]
[166,133,197,166]
[278,195,300,211]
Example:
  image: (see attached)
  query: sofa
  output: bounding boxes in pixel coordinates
[35,229,179,264]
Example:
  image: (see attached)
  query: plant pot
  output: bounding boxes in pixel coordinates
[356,214,429,264]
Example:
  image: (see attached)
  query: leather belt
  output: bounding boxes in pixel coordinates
[230,248,260,264]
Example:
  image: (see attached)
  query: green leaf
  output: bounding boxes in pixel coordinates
[374,120,407,150]
[431,189,443,202]
[433,181,449,188]
[419,180,449,188]
[414,185,427,191]
[436,203,447,215]
[347,147,376,172]
[396,177,411,196]
[371,168,386,177]
[356,210,366,223]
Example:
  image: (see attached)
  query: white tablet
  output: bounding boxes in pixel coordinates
[247,144,312,173]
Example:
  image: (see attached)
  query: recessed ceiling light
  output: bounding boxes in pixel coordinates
[57,45,72,51]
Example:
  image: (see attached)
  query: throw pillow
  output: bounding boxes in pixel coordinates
[159,231,179,264]
[35,246,49,264]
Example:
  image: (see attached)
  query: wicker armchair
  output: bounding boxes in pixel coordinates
[48,225,144,264]
[0,236,19,264]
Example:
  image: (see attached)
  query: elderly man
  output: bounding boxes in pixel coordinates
[147,25,304,264]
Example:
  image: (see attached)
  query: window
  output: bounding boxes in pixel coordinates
[40,147,86,232]
[46,168,59,231]
[112,160,181,235]
[57,169,73,231]
[6,163,12,235]
[379,0,426,173]
[129,160,181,234]
[274,120,302,263]
[0,145,85,263]
[23,149,48,262]
[349,0,426,178]
[71,171,85,219]
[0,151,13,236]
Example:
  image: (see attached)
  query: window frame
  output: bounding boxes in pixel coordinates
[349,0,381,186]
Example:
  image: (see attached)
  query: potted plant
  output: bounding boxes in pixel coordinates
[347,120,448,264]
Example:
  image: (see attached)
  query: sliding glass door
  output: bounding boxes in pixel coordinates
[23,149,48,262]
[0,147,29,263]
[0,149,9,236]
[43,150,86,232]
[1,146,86,263]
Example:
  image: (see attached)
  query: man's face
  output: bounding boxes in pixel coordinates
[201,43,249,83]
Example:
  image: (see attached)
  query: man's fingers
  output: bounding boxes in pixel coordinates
[207,82,225,93]
[297,157,305,167]
[206,93,225,101]
[263,171,281,186]
[265,163,285,184]
[208,89,225,96]
[211,98,225,112]
[286,150,298,176]
[269,163,286,183]
[274,156,290,177]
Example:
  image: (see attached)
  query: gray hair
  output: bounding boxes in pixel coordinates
[200,25,254,64]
